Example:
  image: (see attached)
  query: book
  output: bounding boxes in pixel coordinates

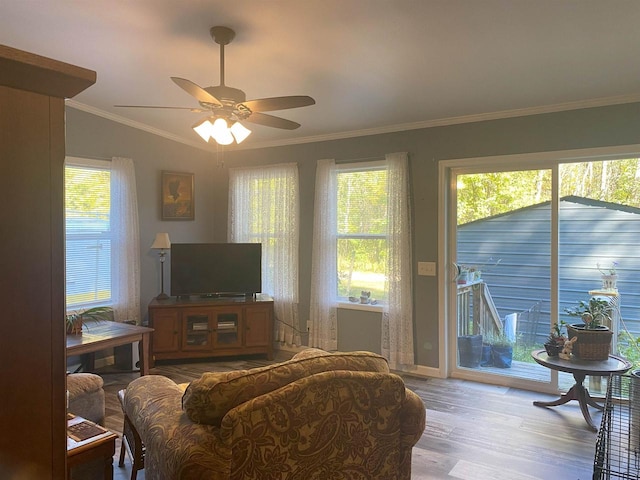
[68,420,108,442]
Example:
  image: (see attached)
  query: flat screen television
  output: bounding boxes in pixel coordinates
[170,243,262,297]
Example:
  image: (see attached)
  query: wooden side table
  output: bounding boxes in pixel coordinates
[67,414,118,479]
[531,349,631,431]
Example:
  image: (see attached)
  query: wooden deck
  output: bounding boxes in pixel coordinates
[462,357,610,395]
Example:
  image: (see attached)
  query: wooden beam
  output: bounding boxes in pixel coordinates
[0,44,96,98]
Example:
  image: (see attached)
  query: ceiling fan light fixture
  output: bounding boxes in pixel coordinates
[230,121,251,144]
[211,118,234,145]
[193,118,215,142]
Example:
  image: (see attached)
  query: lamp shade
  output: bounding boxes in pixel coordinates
[211,118,233,145]
[193,118,214,142]
[151,232,171,250]
[192,117,251,145]
[230,121,251,143]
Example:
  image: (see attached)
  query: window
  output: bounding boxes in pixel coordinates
[336,162,388,303]
[310,153,413,365]
[64,156,140,322]
[65,160,112,308]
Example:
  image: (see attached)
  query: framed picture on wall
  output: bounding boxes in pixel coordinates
[161,171,195,220]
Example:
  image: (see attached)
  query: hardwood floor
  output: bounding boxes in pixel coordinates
[98,353,599,480]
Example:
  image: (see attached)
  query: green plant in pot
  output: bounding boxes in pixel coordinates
[65,306,113,335]
[483,332,514,368]
[544,321,567,357]
[564,297,614,361]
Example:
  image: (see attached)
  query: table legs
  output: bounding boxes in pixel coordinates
[533,372,603,431]
[139,332,150,376]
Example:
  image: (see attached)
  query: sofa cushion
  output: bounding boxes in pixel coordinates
[67,372,104,396]
[67,373,105,425]
[182,350,389,426]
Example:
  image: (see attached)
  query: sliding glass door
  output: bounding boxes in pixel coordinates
[444,147,640,391]
[453,167,554,386]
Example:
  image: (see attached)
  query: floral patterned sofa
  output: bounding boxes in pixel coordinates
[123,348,426,480]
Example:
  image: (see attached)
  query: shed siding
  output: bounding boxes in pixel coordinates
[457,197,640,345]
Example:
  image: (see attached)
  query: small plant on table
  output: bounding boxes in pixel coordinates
[544,321,567,357]
[66,306,113,335]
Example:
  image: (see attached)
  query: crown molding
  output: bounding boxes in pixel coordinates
[67,93,640,152]
[65,100,209,151]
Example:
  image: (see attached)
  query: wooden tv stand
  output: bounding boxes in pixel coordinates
[148,294,273,366]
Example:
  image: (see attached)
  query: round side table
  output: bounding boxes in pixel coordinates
[531,349,631,431]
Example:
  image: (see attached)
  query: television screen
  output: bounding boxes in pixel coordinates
[170,243,262,297]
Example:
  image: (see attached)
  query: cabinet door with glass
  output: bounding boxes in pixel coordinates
[211,307,243,349]
[182,307,213,350]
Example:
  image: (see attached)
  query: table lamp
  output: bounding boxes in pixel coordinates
[151,232,171,300]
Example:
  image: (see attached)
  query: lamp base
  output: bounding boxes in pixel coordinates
[156,292,170,300]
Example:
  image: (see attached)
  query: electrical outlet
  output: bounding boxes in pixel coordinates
[418,261,436,276]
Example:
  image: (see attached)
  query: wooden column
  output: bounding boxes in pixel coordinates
[0,44,95,479]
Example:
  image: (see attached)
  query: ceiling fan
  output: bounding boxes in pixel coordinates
[115,26,315,145]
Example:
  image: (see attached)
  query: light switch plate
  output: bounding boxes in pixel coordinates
[418,261,436,276]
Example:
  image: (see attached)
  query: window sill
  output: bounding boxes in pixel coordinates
[337,302,384,313]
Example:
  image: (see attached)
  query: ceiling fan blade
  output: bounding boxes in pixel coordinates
[114,105,206,112]
[245,112,301,130]
[171,77,222,106]
[241,95,315,113]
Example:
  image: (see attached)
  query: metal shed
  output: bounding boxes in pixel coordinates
[457,195,640,346]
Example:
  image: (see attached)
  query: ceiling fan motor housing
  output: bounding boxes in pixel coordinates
[202,85,249,119]
[205,85,246,105]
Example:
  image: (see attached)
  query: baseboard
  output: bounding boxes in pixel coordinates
[394,364,442,379]
[273,346,442,379]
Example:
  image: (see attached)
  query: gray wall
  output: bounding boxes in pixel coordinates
[65,108,217,326]
[65,102,640,368]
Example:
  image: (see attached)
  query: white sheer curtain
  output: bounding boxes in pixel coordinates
[382,152,414,369]
[309,159,338,351]
[228,163,299,345]
[110,157,140,323]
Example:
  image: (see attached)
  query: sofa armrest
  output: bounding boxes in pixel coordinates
[399,387,426,478]
[124,375,231,480]
[401,387,426,446]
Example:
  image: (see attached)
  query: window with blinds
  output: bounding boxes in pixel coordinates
[65,160,111,308]
[336,163,388,303]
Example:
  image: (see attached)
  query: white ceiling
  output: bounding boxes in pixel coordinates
[3,0,640,151]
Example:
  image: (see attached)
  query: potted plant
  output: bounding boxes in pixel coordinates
[544,321,567,357]
[66,306,113,335]
[597,261,618,290]
[481,332,514,368]
[564,297,614,360]
[457,334,483,368]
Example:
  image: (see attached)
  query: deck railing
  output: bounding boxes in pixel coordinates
[457,280,503,337]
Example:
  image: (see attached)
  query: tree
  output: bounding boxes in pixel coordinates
[458,158,640,224]
[65,166,110,220]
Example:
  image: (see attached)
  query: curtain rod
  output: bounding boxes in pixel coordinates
[66,154,113,162]
[338,155,385,163]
